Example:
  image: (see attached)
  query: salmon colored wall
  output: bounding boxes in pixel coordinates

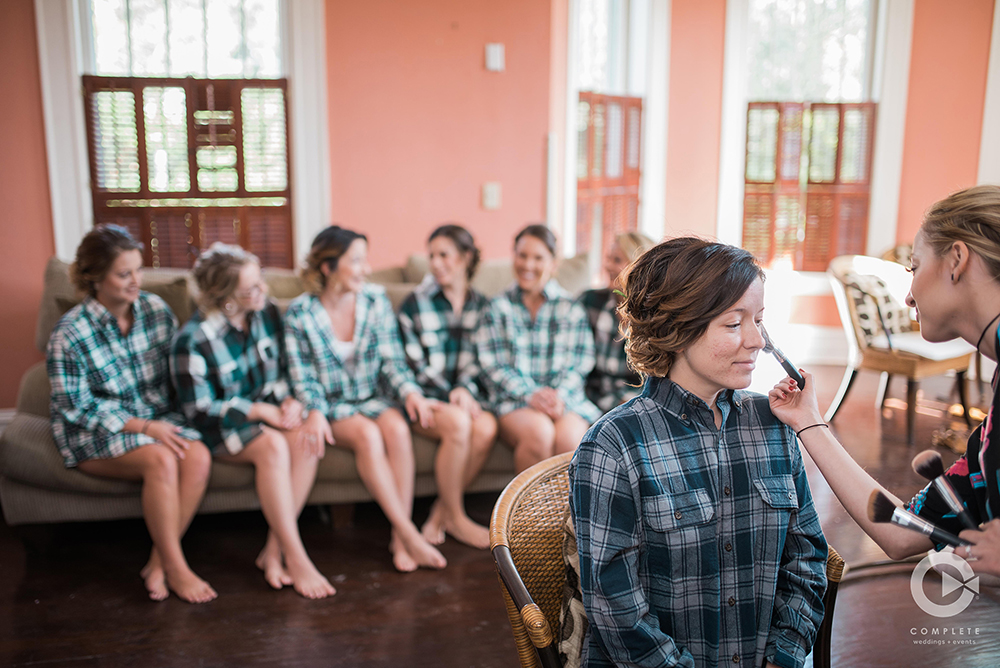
[896,0,994,244]
[0,1,55,408]
[325,0,552,269]
[664,0,726,238]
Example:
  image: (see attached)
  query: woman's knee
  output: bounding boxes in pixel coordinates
[503,410,555,446]
[141,444,181,484]
[247,429,290,468]
[340,418,384,459]
[379,410,413,448]
[471,413,498,447]
[182,441,213,480]
[435,405,472,443]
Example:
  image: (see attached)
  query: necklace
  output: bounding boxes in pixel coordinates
[975,311,1000,353]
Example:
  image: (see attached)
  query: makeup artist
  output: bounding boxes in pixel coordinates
[769,185,1000,575]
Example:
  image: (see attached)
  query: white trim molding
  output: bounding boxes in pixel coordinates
[34,0,331,266]
[867,0,913,256]
[716,0,750,245]
[639,0,669,242]
[978,0,1000,185]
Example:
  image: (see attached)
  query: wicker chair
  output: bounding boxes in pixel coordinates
[489,452,847,668]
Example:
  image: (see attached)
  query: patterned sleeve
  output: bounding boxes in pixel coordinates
[476,299,537,403]
[169,328,253,432]
[376,292,422,400]
[47,332,133,437]
[570,437,696,667]
[764,429,829,668]
[263,302,290,403]
[550,300,596,399]
[282,302,331,417]
[397,294,450,397]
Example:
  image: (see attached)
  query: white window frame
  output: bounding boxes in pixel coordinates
[34,0,331,263]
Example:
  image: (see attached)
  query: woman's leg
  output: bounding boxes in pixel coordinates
[412,405,490,549]
[217,428,334,599]
[553,412,590,455]
[330,414,446,572]
[498,407,557,473]
[78,443,216,604]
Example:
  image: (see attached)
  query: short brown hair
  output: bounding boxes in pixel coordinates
[429,223,481,280]
[70,224,144,295]
[514,224,557,256]
[301,226,368,294]
[618,237,765,377]
[921,185,1000,281]
[192,243,260,312]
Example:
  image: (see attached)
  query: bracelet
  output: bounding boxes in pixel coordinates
[140,419,151,435]
[796,423,829,438]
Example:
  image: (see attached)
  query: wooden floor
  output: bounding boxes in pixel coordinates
[1,365,999,667]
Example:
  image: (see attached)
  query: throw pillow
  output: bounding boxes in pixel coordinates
[843,272,912,346]
[559,508,588,668]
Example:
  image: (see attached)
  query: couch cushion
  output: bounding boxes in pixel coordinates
[403,254,431,283]
[262,267,303,299]
[16,362,50,418]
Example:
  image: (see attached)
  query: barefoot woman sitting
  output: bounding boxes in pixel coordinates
[171,243,335,599]
[47,225,216,603]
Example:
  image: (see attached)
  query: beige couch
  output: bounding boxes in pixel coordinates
[0,254,590,526]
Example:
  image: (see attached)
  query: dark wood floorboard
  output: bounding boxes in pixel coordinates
[1,365,998,666]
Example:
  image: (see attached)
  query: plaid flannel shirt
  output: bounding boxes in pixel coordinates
[579,288,642,413]
[283,285,421,421]
[47,293,199,467]
[476,281,600,423]
[397,274,488,403]
[570,376,827,668]
[170,301,290,455]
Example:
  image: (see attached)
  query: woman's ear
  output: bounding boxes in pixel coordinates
[949,240,971,281]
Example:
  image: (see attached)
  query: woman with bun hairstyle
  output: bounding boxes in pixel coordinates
[578,231,657,412]
[170,243,335,599]
[397,224,497,549]
[284,226,447,572]
[47,225,216,604]
[770,184,1000,576]
[477,224,600,472]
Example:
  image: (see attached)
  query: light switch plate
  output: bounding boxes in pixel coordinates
[485,43,505,72]
[482,182,502,210]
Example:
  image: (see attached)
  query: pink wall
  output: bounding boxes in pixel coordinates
[0,0,56,408]
[325,0,553,269]
[896,0,994,244]
[664,0,727,238]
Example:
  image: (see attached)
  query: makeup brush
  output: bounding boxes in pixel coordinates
[867,489,971,548]
[760,324,806,389]
[911,450,979,531]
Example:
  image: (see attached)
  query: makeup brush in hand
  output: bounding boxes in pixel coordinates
[911,450,979,531]
[867,489,971,549]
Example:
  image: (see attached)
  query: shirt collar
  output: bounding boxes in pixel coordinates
[202,307,258,338]
[83,294,134,331]
[642,375,745,422]
[509,279,564,302]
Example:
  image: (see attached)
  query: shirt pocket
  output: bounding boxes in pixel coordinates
[641,489,717,582]
[751,475,798,566]
[641,489,716,531]
[752,475,798,510]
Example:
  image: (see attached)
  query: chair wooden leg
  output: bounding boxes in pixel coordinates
[877,372,892,409]
[956,370,972,428]
[825,367,859,423]
[906,379,918,446]
[975,352,985,401]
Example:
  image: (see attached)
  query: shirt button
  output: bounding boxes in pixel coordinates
[680,413,688,421]
[674,511,683,520]
[788,492,794,500]
[732,654,740,663]
[725,543,733,552]
[728,596,736,606]
[724,486,731,496]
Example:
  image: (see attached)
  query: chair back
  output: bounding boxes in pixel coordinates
[490,452,574,668]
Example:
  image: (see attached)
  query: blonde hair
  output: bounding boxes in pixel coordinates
[921,185,1000,281]
[618,237,764,377]
[614,231,657,263]
[301,226,367,294]
[192,243,259,312]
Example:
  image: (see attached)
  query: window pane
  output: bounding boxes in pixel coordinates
[244,0,282,78]
[144,87,191,192]
[577,101,590,180]
[840,107,871,183]
[92,0,130,75]
[808,108,840,183]
[197,146,239,191]
[605,103,623,178]
[129,0,168,76]
[167,0,207,76]
[91,90,141,191]
[242,88,288,191]
[206,0,246,77]
[746,108,778,182]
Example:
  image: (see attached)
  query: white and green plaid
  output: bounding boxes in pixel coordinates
[283,285,421,422]
[578,288,642,413]
[397,274,488,403]
[170,301,290,455]
[47,293,199,467]
[476,281,600,423]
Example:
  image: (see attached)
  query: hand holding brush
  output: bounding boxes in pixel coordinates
[911,450,979,531]
[867,489,972,549]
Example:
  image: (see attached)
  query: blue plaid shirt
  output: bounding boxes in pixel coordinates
[283,285,421,421]
[47,293,199,467]
[570,376,827,668]
[476,281,600,422]
[579,288,642,413]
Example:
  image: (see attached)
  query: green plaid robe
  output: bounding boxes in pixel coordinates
[578,288,642,413]
[47,293,199,467]
[170,301,291,455]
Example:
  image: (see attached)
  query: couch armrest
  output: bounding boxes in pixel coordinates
[16,362,50,419]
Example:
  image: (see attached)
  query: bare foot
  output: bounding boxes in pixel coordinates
[140,552,169,602]
[164,566,217,604]
[390,533,418,573]
[396,528,447,570]
[443,513,491,550]
[284,554,337,599]
[421,501,446,545]
[255,544,293,590]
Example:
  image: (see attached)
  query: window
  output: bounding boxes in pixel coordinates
[741,0,876,271]
[83,0,292,267]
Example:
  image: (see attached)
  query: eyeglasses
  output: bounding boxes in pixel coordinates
[234,281,267,301]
